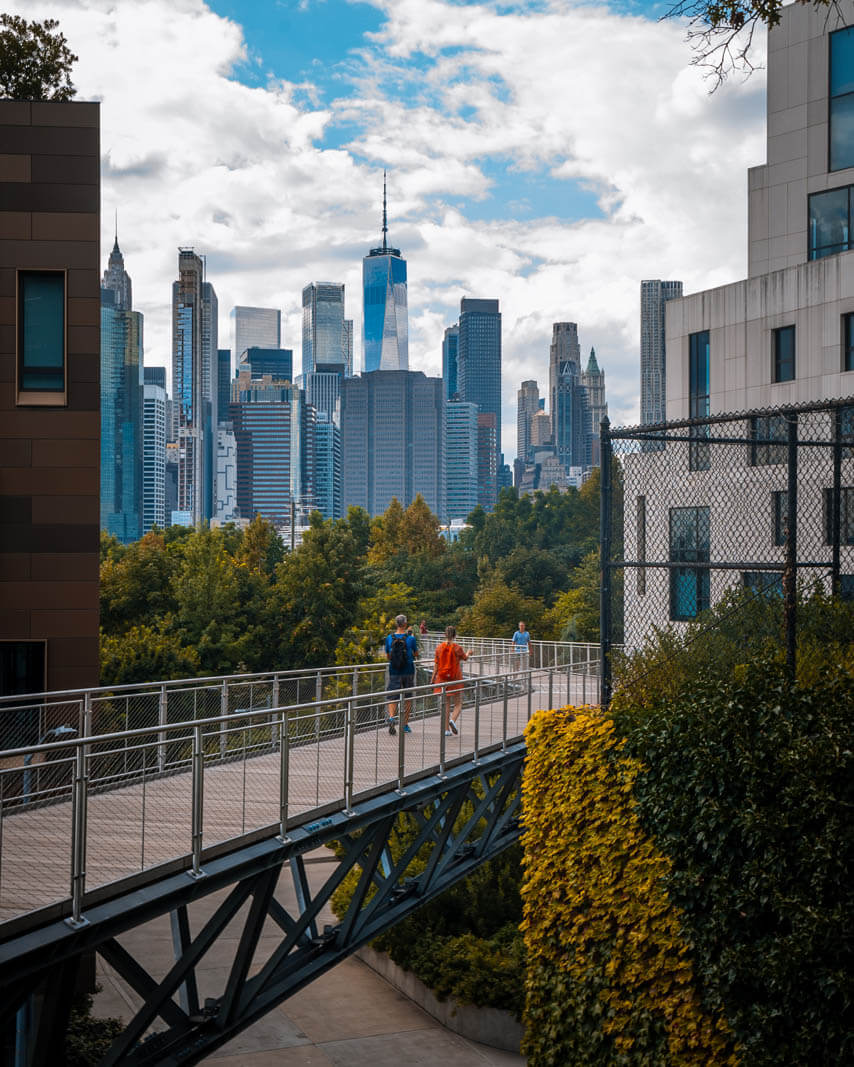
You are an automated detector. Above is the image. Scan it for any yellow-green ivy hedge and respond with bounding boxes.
[521,708,738,1066]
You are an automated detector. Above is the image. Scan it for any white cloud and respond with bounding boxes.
[11,0,767,457]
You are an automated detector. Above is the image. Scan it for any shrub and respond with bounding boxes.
[521,708,736,1066]
[618,661,854,1066]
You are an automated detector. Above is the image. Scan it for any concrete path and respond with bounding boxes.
[93,850,527,1066]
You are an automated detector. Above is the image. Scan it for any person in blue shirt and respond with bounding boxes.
[385,614,418,735]
[512,621,531,654]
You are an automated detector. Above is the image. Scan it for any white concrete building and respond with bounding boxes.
[623,1,854,648]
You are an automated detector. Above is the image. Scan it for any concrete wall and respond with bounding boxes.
[665,252,854,418]
[0,100,101,694]
[748,0,854,276]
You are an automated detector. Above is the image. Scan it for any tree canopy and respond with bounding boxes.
[0,15,77,101]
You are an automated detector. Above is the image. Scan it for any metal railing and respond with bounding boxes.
[0,657,597,933]
[419,633,611,674]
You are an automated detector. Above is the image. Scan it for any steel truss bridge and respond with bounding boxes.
[0,638,603,1065]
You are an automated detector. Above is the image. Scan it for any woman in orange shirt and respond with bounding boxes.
[431,625,469,736]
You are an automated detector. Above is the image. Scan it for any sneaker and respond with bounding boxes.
[403,724,412,734]
[388,717,396,735]
[449,719,459,736]
[445,730,452,737]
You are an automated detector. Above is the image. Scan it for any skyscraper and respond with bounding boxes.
[101,236,143,542]
[299,370,342,420]
[550,322,589,472]
[230,306,281,361]
[217,348,232,424]
[172,248,218,526]
[581,347,608,466]
[362,174,409,372]
[458,298,501,502]
[476,413,498,511]
[446,401,478,521]
[442,324,459,400]
[312,411,342,521]
[238,347,293,381]
[229,370,306,525]
[143,367,167,533]
[340,370,444,517]
[343,319,354,377]
[302,283,346,375]
[516,380,540,464]
[640,280,682,426]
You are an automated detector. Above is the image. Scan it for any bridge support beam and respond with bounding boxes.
[0,743,525,1067]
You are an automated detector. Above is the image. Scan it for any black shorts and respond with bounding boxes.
[387,673,415,695]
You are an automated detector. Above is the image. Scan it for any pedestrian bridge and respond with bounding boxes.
[0,637,602,1065]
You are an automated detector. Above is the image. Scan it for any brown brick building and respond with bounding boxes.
[0,100,100,700]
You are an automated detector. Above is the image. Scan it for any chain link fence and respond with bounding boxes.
[600,399,854,705]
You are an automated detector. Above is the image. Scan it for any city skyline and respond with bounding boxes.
[12,0,768,461]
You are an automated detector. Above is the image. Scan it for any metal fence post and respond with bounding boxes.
[473,679,481,764]
[277,714,290,842]
[548,667,554,711]
[438,684,446,779]
[190,725,205,879]
[527,668,532,721]
[67,744,89,928]
[219,680,228,759]
[272,674,280,751]
[396,692,406,795]
[502,675,508,751]
[342,699,355,813]
[785,415,798,685]
[599,416,613,709]
[158,684,167,772]
[832,406,842,597]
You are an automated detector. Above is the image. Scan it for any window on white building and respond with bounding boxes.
[830,26,854,171]
[669,506,710,620]
[749,414,789,466]
[773,326,796,383]
[823,486,854,545]
[772,490,788,547]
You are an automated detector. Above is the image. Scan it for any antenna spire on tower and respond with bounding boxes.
[382,170,388,251]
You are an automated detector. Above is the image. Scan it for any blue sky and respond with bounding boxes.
[13,0,767,453]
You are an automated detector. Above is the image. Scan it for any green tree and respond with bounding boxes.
[367,497,406,565]
[402,494,446,558]
[100,531,178,634]
[100,622,199,687]
[236,514,284,577]
[494,546,570,606]
[544,549,601,641]
[0,15,77,101]
[457,577,545,638]
[335,581,419,666]
[344,506,372,556]
[271,512,363,667]
[171,528,248,673]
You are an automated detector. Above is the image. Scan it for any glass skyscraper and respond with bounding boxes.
[457,298,501,506]
[100,237,143,543]
[362,175,408,373]
[302,283,346,375]
[640,280,683,426]
[446,401,478,521]
[442,324,459,399]
[172,248,218,526]
[230,306,281,361]
[550,322,589,472]
[142,367,167,533]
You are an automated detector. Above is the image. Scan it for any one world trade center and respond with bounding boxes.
[362,173,408,372]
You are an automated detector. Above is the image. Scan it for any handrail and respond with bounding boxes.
[0,656,601,932]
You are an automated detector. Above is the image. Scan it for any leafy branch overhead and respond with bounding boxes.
[0,15,77,102]
[665,0,842,84]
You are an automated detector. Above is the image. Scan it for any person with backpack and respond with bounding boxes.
[431,625,469,736]
[385,614,418,735]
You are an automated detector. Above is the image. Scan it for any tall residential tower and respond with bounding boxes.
[172,248,218,526]
[640,279,682,426]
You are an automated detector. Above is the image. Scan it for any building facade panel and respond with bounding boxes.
[0,101,100,698]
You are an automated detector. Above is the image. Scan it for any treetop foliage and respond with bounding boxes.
[99,481,606,685]
[0,15,77,101]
